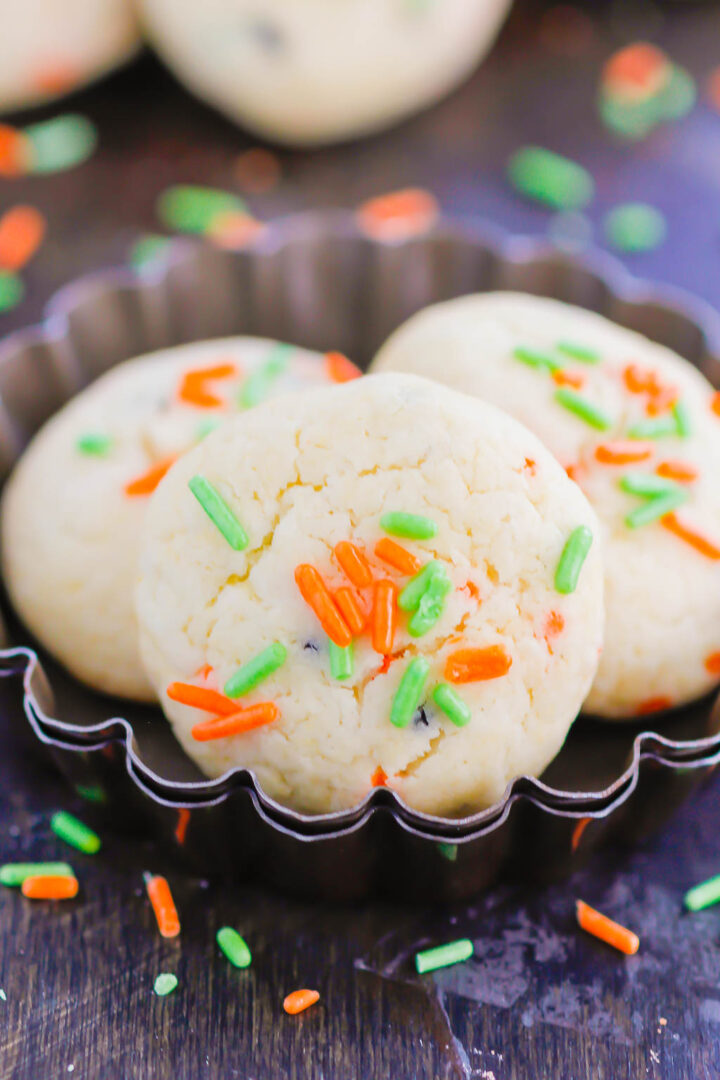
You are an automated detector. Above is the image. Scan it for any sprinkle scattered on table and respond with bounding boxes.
[283,989,320,1015]
[507,147,594,210]
[0,861,74,887]
[153,973,178,997]
[129,234,173,273]
[157,185,248,235]
[217,927,252,968]
[144,873,181,938]
[0,205,46,271]
[415,938,474,974]
[25,114,98,174]
[21,874,79,900]
[50,811,101,855]
[599,43,696,140]
[604,203,666,253]
[0,271,24,314]
[356,188,439,242]
[576,899,639,955]
[684,872,720,912]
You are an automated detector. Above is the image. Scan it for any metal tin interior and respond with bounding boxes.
[2,211,720,893]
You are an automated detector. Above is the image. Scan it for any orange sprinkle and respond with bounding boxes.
[705,652,720,676]
[565,463,580,482]
[124,455,177,497]
[145,874,180,938]
[707,67,720,112]
[334,586,367,636]
[645,386,678,415]
[371,766,388,787]
[295,564,352,647]
[711,391,720,418]
[636,696,672,716]
[234,147,282,194]
[357,188,438,242]
[595,440,654,465]
[571,817,591,853]
[372,579,398,655]
[373,537,421,576]
[0,205,45,271]
[523,457,537,474]
[552,369,585,389]
[445,645,512,684]
[661,512,720,560]
[21,874,79,900]
[544,610,565,654]
[325,351,362,383]
[207,211,265,249]
[178,362,237,408]
[655,460,698,483]
[195,663,213,681]
[166,682,238,716]
[462,580,481,601]
[623,363,654,394]
[283,989,320,1015]
[0,124,29,177]
[175,808,190,845]
[33,62,80,95]
[603,43,669,100]
[334,541,373,587]
[191,703,278,742]
[576,899,639,955]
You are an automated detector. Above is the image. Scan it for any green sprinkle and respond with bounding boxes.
[25,114,97,173]
[195,418,221,441]
[0,990,6,1001]
[556,341,601,364]
[239,344,293,408]
[129,234,172,272]
[153,973,178,997]
[76,433,112,456]
[398,561,442,612]
[657,64,697,121]
[512,346,562,372]
[224,642,287,697]
[619,473,682,498]
[604,203,666,253]
[673,399,692,438]
[415,938,474,974]
[188,474,249,551]
[433,683,471,727]
[625,489,688,528]
[217,926,252,968]
[0,270,24,313]
[380,512,438,541]
[507,147,594,210]
[328,640,354,681]
[408,570,452,637]
[75,784,106,804]
[390,658,430,728]
[157,186,246,234]
[555,525,593,595]
[0,862,74,887]
[684,873,720,912]
[554,388,612,430]
[627,415,678,439]
[50,811,101,855]
[437,842,458,862]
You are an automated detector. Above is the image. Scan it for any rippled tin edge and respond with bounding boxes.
[1,210,720,842]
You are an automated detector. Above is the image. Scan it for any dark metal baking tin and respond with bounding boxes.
[2,211,720,899]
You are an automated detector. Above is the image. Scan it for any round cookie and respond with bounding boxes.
[138,0,511,146]
[135,373,603,817]
[373,291,720,719]
[0,0,139,114]
[2,337,345,701]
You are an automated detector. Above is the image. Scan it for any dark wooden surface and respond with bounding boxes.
[3,2,720,1077]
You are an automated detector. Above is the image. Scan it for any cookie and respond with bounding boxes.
[373,291,720,718]
[0,0,139,113]
[135,373,603,816]
[138,0,511,145]
[2,337,346,700]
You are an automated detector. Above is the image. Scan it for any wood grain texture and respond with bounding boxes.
[2,1,720,1076]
